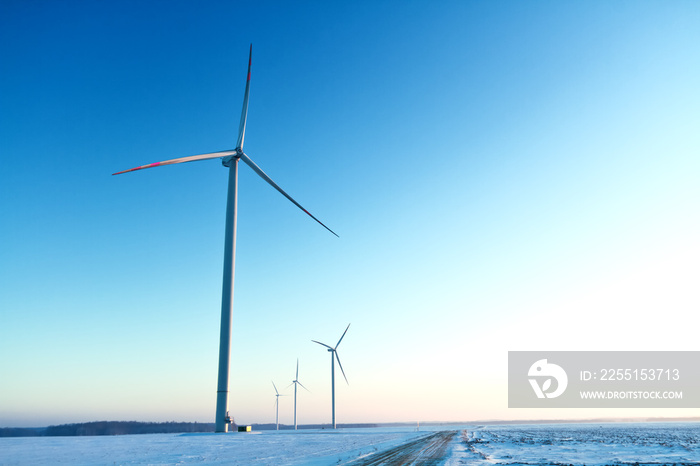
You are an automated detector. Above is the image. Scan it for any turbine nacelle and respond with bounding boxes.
[221,148,244,167]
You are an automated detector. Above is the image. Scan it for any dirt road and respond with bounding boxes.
[347,430,457,466]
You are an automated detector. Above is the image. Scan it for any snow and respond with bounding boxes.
[1,422,698,465]
[445,422,700,465]
[0,427,425,466]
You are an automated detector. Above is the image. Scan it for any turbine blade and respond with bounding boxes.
[272,381,279,395]
[335,323,351,349]
[286,382,295,389]
[298,381,311,393]
[312,340,333,350]
[239,152,339,237]
[335,351,349,385]
[236,44,252,150]
[112,150,236,175]
[296,359,299,380]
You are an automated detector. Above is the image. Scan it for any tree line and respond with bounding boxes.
[0,421,215,437]
[0,420,384,437]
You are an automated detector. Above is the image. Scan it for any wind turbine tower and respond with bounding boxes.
[272,381,285,430]
[113,45,337,432]
[312,324,350,429]
[289,359,309,430]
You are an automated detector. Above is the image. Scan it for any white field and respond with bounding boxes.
[1,422,698,465]
[449,422,700,465]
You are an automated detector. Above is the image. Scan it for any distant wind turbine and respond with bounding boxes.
[272,381,285,430]
[288,359,310,430]
[312,324,350,429]
[113,45,338,433]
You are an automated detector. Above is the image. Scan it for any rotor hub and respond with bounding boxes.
[221,149,243,167]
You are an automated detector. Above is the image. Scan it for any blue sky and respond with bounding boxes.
[1,1,699,427]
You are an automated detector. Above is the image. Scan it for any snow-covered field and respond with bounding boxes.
[447,422,700,465]
[1,422,698,465]
[0,428,424,466]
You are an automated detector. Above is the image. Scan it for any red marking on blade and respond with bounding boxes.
[149,162,161,167]
[247,72,251,81]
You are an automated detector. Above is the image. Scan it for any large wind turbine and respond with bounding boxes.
[288,358,309,430]
[113,45,338,433]
[272,381,285,430]
[312,324,350,429]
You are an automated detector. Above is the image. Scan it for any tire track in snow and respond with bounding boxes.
[346,430,457,465]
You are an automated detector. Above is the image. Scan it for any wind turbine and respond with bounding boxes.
[312,323,350,429]
[272,381,285,430]
[113,45,338,433]
[288,358,309,430]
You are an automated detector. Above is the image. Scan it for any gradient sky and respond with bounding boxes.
[1,1,699,427]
